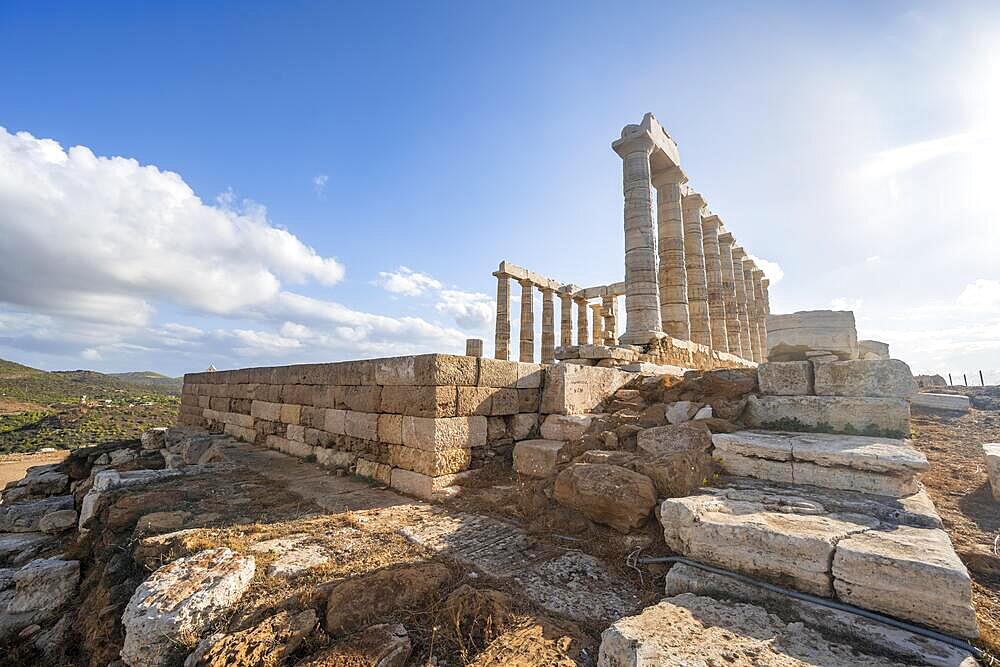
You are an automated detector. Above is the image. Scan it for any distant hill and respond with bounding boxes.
[109,371,183,393]
[0,358,182,402]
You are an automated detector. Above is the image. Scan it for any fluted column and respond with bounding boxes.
[590,303,604,345]
[575,297,589,346]
[741,259,761,362]
[717,231,743,358]
[493,271,510,360]
[751,268,768,363]
[540,288,555,364]
[613,133,662,344]
[682,192,712,347]
[602,295,618,345]
[731,245,753,360]
[518,279,535,363]
[761,278,772,360]
[652,170,689,340]
[701,214,729,352]
[559,291,574,347]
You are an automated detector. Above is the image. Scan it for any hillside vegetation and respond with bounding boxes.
[0,358,180,454]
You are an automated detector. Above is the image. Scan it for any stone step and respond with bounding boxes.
[658,480,977,638]
[911,392,972,413]
[744,394,910,438]
[598,593,955,667]
[712,430,928,497]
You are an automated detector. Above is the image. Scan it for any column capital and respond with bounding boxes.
[731,245,747,260]
[611,133,655,158]
[682,191,707,210]
[517,278,535,288]
[572,295,589,304]
[718,231,735,245]
[540,286,556,296]
[702,213,722,231]
[650,166,687,188]
[492,270,511,279]
[761,278,770,289]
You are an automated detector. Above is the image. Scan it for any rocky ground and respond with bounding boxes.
[910,404,1000,658]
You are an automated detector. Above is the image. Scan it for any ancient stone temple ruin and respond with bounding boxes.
[492,113,771,371]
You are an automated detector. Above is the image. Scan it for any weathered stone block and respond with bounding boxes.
[379,385,458,418]
[985,443,1000,501]
[489,388,519,416]
[286,424,305,442]
[250,400,281,421]
[515,362,544,389]
[401,416,486,451]
[511,413,538,440]
[541,364,637,415]
[554,464,656,533]
[910,392,971,413]
[344,411,378,441]
[389,444,471,476]
[278,403,301,425]
[477,357,518,387]
[389,469,457,500]
[813,359,917,398]
[456,386,494,416]
[377,413,403,445]
[315,449,356,469]
[635,422,715,497]
[539,414,593,441]
[744,395,910,437]
[266,435,315,459]
[355,458,392,485]
[299,406,326,429]
[758,361,813,396]
[414,354,477,386]
[344,386,382,413]
[766,310,858,361]
[517,388,540,413]
[373,356,417,385]
[324,408,346,435]
[512,440,564,478]
[859,339,890,360]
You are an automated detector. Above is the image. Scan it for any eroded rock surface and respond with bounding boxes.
[553,463,656,533]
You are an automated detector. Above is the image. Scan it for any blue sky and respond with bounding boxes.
[2,1,999,381]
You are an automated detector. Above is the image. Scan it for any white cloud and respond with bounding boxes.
[375,266,442,297]
[746,254,784,285]
[81,348,101,361]
[435,290,495,330]
[312,174,328,195]
[865,255,880,263]
[0,127,345,324]
[854,131,982,181]
[956,279,1000,311]
[830,297,864,312]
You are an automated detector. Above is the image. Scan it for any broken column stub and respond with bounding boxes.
[766,310,859,362]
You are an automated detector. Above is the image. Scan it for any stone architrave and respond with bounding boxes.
[575,297,589,346]
[613,117,665,344]
[682,192,712,347]
[652,170,690,340]
[718,231,743,357]
[540,288,556,364]
[493,271,510,360]
[731,245,753,359]
[742,258,762,362]
[701,214,729,352]
[590,303,604,345]
[602,295,618,345]
[518,279,535,363]
[559,291,574,347]
[751,268,768,363]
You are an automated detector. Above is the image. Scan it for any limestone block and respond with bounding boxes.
[324,408,346,435]
[541,363,637,415]
[379,385,458,418]
[477,357,518,388]
[265,435,316,459]
[38,509,78,534]
[6,558,79,615]
[250,400,281,421]
[281,384,316,406]
[512,440,564,477]
[344,411,378,441]
[286,424,305,442]
[859,339,890,360]
[140,428,168,451]
[744,395,910,437]
[766,310,859,361]
[0,496,74,533]
[121,548,255,667]
[511,413,539,440]
[389,468,457,500]
[515,362,544,389]
[758,361,813,396]
[489,388,519,416]
[517,388,540,413]
[910,392,971,413]
[413,353,477,386]
[377,413,403,445]
[401,416,487,451]
[373,355,417,385]
[456,386,494,416]
[486,416,510,443]
[553,464,656,533]
[315,449,356,469]
[344,386,382,413]
[635,422,715,497]
[304,427,335,448]
[813,359,917,398]
[389,444,471,476]
[665,401,698,425]
[355,459,392,485]
[833,526,978,638]
[540,414,593,441]
[985,443,1000,501]
[278,403,301,425]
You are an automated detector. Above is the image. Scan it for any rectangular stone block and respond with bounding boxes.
[324,409,346,435]
[250,400,281,421]
[355,458,392,485]
[766,310,858,361]
[456,386,494,416]
[286,424,306,442]
[414,354,477,386]
[515,363,544,389]
[389,468,457,500]
[222,424,255,442]
[744,395,910,437]
[540,364,637,415]
[305,427,335,447]
[313,385,345,409]
[490,388,519,416]
[813,359,917,398]
[758,362,814,396]
[373,355,417,385]
[299,406,326,430]
[208,397,231,412]
[380,385,458,417]
[513,439,564,477]
[477,357,518,388]
[316,448,357,469]
[343,385,382,413]
[252,384,282,403]
[910,392,971,413]
[279,403,301,425]
[389,444,471,476]
[377,413,403,445]
[281,384,317,406]
[344,411,378,441]
[230,398,252,414]
[984,443,1000,501]
[401,416,487,451]
[265,435,316,460]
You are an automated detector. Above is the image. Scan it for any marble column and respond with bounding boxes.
[652,170,689,340]
[540,288,555,364]
[602,295,618,346]
[465,339,483,357]
[741,259,761,363]
[751,269,768,363]
[730,245,753,360]
[493,271,510,360]
[559,291,574,348]
[701,214,729,353]
[761,277,772,361]
[590,303,604,345]
[518,279,535,363]
[613,133,662,344]
[575,296,589,346]
[717,231,743,358]
[682,192,712,347]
